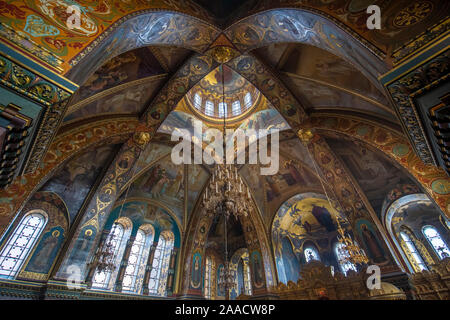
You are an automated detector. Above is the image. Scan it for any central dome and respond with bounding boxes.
[185,65,260,123]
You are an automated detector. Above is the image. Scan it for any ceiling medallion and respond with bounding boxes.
[133,131,151,147]
[208,46,237,64]
[297,128,314,142]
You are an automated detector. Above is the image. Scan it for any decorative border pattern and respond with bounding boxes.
[310,114,450,216]
[384,45,450,166]
[0,117,138,236]
[392,17,450,65]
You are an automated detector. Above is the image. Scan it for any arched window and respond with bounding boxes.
[92,222,126,289]
[243,258,252,296]
[334,242,357,275]
[423,226,450,259]
[218,102,227,118]
[232,101,241,116]
[148,231,174,296]
[204,256,212,299]
[205,100,214,116]
[304,246,320,263]
[0,211,47,279]
[194,93,202,109]
[122,229,148,293]
[244,92,252,109]
[400,231,427,271]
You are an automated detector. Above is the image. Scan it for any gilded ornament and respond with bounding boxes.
[133,131,151,147]
[297,129,314,143]
[11,65,32,87]
[393,1,433,27]
[209,46,235,64]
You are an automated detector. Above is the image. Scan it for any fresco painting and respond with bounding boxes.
[135,142,172,173]
[25,226,65,275]
[187,165,210,217]
[237,108,290,136]
[280,237,301,283]
[39,145,119,223]
[277,44,388,104]
[71,47,166,104]
[64,77,165,122]
[108,201,179,244]
[355,219,388,264]
[250,250,264,288]
[326,138,415,220]
[191,252,202,289]
[272,193,354,280]
[124,155,185,224]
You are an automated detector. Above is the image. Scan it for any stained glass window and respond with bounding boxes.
[122,229,147,293]
[243,259,252,296]
[244,92,252,109]
[423,226,450,259]
[92,223,125,289]
[205,100,214,116]
[0,211,47,279]
[204,256,212,299]
[194,93,202,109]
[218,102,227,118]
[400,232,427,271]
[304,247,320,263]
[334,242,357,275]
[148,231,174,296]
[232,101,241,116]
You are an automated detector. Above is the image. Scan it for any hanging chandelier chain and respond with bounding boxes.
[91,154,142,274]
[299,131,368,267]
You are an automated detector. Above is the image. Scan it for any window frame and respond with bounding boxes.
[400,231,428,271]
[334,242,357,275]
[304,246,321,263]
[148,231,174,296]
[0,210,48,279]
[422,225,450,260]
[91,222,127,290]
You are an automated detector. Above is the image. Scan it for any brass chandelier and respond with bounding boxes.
[201,64,253,297]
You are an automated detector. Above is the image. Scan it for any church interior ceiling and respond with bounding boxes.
[0,0,449,301]
[325,137,416,221]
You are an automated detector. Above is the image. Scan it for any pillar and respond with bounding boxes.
[142,241,158,295]
[166,247,179,296]
[114,236,135,292]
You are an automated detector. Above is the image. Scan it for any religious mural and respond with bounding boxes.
[250,250,264,289]
[64,76,166,122]
[326,138,416,220]
[191,252,202,289]
[123,155,185,225]
[187,165,210,217]
[10,191,70,280]
[70,47,166,103]
[282,75,392,118]
[0,0,449,302]
[25,226,65,275]
[272,193,353,281]
[238,108,289,132]
[39,144,119,223]
[240,147,323,226]
[355,219,388,264]
[271,43,389,105]
[280,237,301,283]
[134,142,172,174]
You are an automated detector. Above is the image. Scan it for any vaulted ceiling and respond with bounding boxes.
[1,0,448,241]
